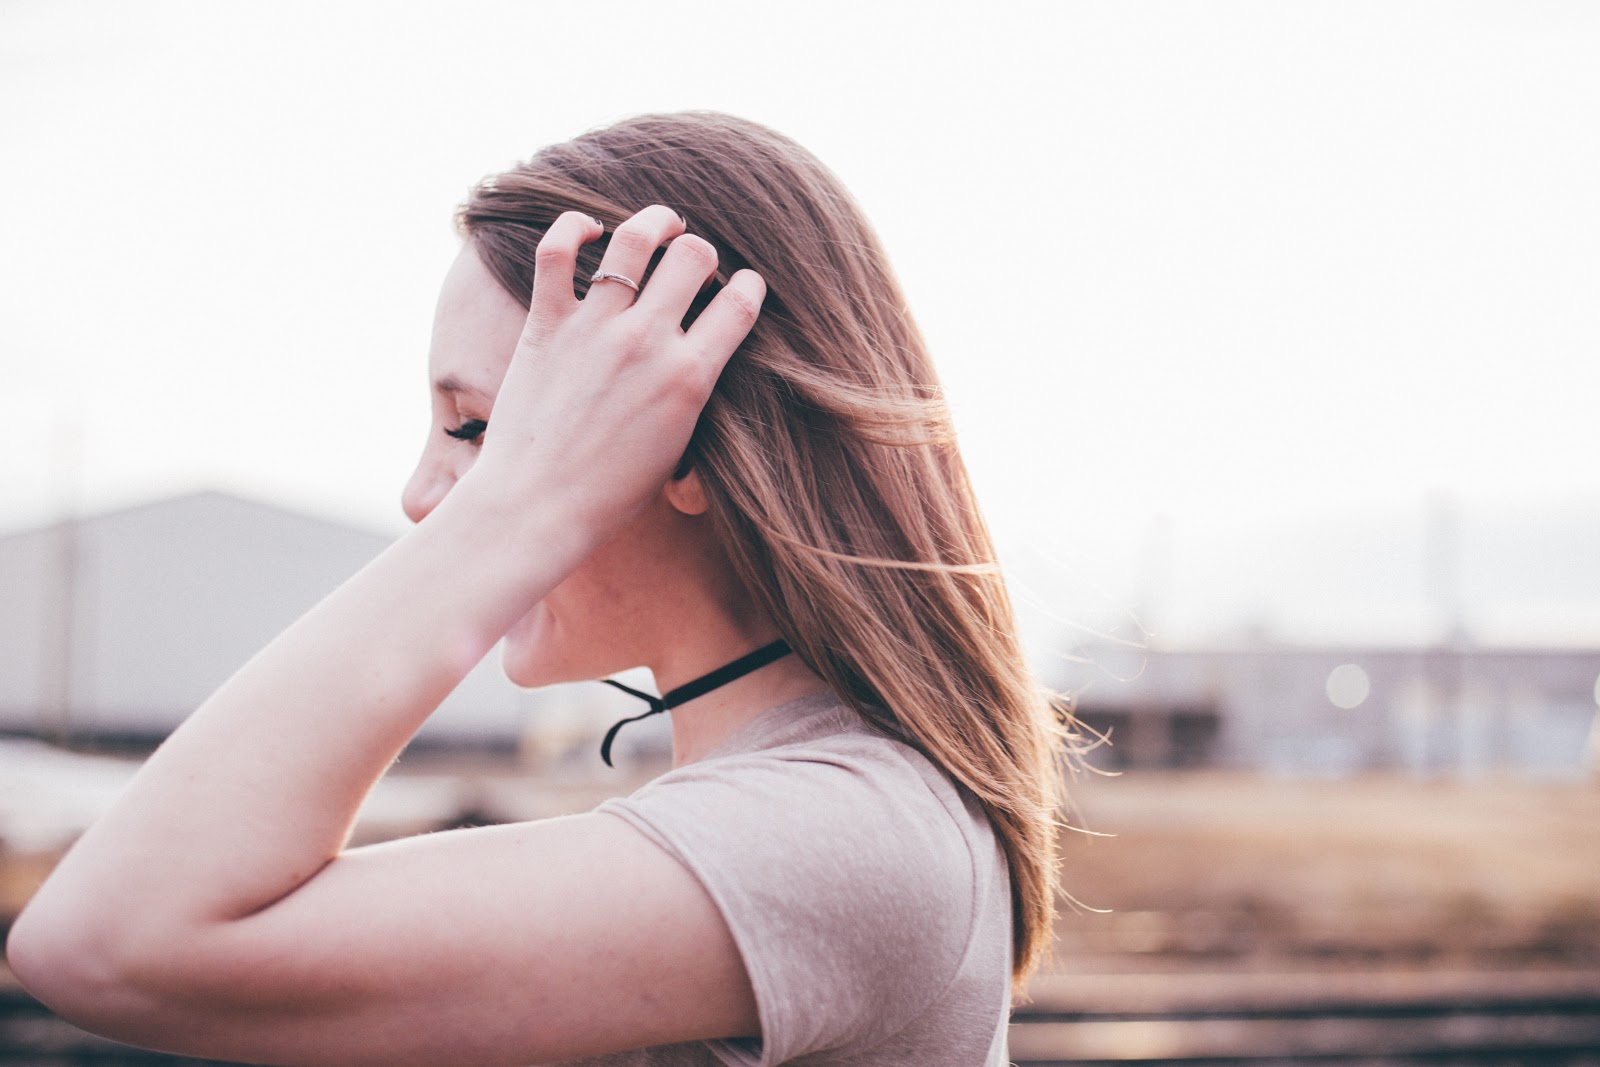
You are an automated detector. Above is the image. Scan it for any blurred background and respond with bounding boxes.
[2,0,1597,1062]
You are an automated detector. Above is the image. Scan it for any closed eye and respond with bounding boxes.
[444,418,487,442]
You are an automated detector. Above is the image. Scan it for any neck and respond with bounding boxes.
[594,497,830,766]
[650,631,830,767]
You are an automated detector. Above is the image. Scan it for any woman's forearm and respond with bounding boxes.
[9,206,761,1037]
[12,470,582,963]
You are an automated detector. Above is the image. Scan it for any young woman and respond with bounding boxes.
[8,112,1076,1066]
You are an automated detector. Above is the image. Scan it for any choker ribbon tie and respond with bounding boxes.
[598,639,793,767]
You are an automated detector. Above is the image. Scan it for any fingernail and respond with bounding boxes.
[589,215,605,230]
[674,209,687,228]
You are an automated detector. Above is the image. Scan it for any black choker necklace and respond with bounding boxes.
[598,639,793,767]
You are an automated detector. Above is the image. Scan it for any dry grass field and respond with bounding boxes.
[1046,770,1600,970]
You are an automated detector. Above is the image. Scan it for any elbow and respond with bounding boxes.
[6,896,167,1041]
[8,899,107,1013]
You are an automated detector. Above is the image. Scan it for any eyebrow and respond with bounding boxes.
[434,374,488,398]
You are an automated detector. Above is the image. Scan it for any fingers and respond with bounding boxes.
[585,205,686,313]
[632,233,719,321]
[544,205,762,384]
[530,212,605,319]
[685,269,766,371]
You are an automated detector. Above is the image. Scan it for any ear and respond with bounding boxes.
[664,465,710,516]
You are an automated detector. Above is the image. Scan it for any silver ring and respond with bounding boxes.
[590,270,640,293]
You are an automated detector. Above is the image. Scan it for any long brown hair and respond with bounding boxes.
[458,112,1082,992]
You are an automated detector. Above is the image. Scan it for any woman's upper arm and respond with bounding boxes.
[72,812,758,1067]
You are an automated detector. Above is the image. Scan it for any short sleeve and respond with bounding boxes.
[594,734,979,1065]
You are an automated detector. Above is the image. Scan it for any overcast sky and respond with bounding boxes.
[4,0,1597,647]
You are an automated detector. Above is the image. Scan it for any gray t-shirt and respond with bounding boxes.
[558,691,1012,1066]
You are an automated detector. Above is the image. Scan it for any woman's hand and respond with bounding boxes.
[465,205,765,551]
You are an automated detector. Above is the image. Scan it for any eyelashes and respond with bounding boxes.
[444,418,487,443]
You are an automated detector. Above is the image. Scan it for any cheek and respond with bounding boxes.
[515,547,633,646]
[544,549,636,636]
[500,549,643,684]
[499,501,689,686]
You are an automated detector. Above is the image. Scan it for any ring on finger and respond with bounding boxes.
[590,270,640,293]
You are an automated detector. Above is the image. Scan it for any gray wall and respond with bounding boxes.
[0,491,594,743]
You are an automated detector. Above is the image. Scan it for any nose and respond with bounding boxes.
[401,453,453,525]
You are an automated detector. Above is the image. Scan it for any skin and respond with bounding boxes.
[7,206,830,1064]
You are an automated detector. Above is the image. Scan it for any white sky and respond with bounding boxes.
[4,0,1599,647]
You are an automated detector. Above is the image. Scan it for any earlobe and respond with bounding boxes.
[665,466,710,515]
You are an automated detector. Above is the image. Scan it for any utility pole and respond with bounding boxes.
[39,405,84,746]
[1424,491,1472,776]
[1136,512,1173,645]
[1425,491,1467,648]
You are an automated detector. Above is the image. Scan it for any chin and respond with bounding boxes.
[499,600,639,689]
[500,602,563,688]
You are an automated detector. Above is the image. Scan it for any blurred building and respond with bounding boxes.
[0,491,653,760]
[1060,640,1600,779]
